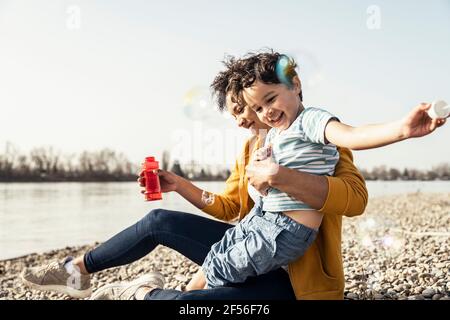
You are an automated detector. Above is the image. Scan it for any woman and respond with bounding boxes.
[21,87,368,300]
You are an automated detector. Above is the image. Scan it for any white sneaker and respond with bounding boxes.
[21,256,92,299]
[89,272,165,300]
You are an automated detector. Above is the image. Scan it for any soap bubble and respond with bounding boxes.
[275,55,293,88]
[278,49,323,90]
[382,235,394,247]
[183,87,213,121]
[183,86,235,122]
[361,235,374,247]
[381,234,404,254]
[359,217,377,231]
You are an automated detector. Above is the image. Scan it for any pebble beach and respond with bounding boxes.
[1,193,449,300]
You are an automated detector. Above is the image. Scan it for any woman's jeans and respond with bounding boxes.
[83,209,296,300]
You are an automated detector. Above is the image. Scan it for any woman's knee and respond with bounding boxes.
[138,208,171,232]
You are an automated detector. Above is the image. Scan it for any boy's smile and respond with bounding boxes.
[266,110,285,127]
[242,78,303,131]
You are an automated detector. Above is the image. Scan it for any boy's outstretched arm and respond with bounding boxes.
[325,103,447,150]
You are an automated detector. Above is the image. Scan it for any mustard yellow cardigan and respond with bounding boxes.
[202,136,368,299]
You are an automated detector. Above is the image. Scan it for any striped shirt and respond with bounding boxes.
[263,107,340,212]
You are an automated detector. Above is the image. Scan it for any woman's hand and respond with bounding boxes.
[401,103,447,139]
[138,169,180,194]
[245,145,280,196]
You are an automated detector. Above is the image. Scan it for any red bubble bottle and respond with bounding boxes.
[142,156,162,201]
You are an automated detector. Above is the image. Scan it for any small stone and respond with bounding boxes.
[432,294,442,300]
[374,294,384,300]
[189,266,198,273]
[174,274,188,282]
[422,288,435,298]
[434,270,444,278]
[408,295,425,300]
[413,286,424,295]
[387,288,397,295]
[346,293,359,300]
[175,284,184,291]
[440,296,450,300]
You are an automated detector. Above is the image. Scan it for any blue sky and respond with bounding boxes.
[0,0,449,170]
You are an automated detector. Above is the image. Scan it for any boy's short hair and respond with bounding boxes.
[210,49,302,112]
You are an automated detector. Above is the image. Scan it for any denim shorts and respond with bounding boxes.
[202,202,318,288]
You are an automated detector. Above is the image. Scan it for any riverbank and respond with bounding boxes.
[1,193,449,300]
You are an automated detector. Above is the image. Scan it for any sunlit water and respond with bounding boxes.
[0,181,449,260]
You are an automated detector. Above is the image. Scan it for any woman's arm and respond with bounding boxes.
[198,159,242,222]
[139,170,207,210]
[141,139,258,222]
[266,165,328,210]
[139,168,240,222]
[246,147,368,217]
[325,103,447,150]
[176,179,206,210]
[317,147,368,216]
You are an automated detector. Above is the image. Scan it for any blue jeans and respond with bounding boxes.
[83,208,296,300]
[202,201,318,288]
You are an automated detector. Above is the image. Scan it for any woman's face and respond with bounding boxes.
[226,93,271,136]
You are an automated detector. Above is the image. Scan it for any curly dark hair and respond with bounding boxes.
[209,55,238,112]
[210,49,302,112]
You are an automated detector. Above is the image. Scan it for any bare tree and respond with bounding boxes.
[161,150,170,171]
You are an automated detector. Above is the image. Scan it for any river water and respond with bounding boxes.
[0,181,449,260]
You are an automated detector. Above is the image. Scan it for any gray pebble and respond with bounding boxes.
[421,288,435,298]
[408,295,425,300]
[386,288,397,295]
[346,293,359,300]
[432,294,442,300]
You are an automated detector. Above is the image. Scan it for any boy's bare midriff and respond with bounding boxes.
[283,210,324,230]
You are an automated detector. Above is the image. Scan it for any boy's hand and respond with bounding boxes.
[401,103,447,139]
[185,269,207,291]
[138,170,180,194]
[253,145,272,161]
[246,146,279,196]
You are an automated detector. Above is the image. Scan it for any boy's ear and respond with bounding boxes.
[292,76,302,95]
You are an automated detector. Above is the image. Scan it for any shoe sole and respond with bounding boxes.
[21,275,92,299]
[89,273,165,300]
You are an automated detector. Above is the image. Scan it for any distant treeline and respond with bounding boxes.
[0,144,448,182]
[0,144,137,182]
[359,164,450,181]
[0,144,230,182]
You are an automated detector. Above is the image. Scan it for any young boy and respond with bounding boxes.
[191,50,447,289]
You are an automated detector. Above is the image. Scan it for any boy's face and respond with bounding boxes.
[226,93,270,136]
[242,77,302,131]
